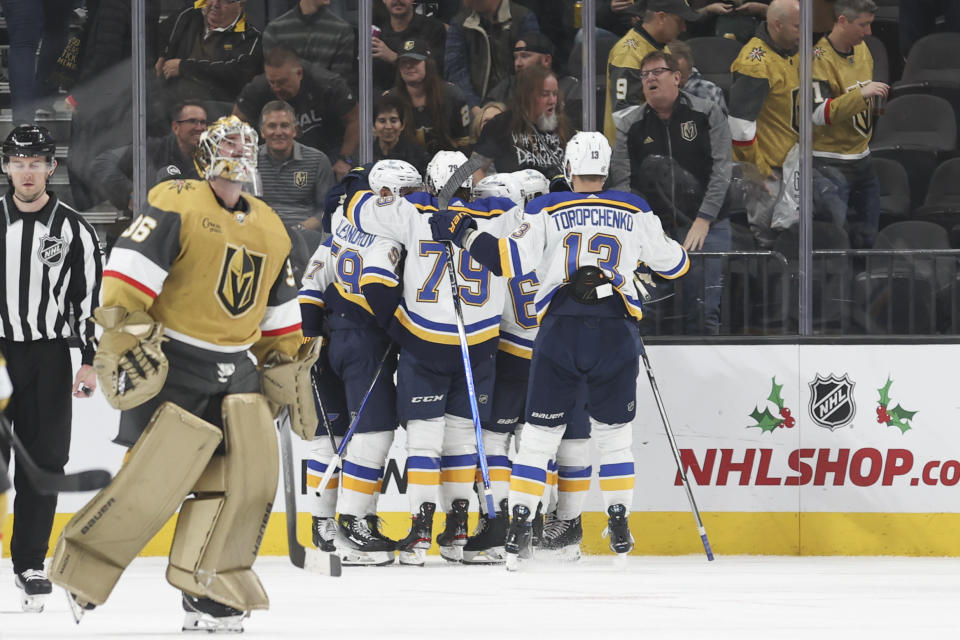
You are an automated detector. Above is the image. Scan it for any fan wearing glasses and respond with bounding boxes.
[94,102,207,218]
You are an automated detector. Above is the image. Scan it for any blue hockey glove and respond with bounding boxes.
[429,210,477,247]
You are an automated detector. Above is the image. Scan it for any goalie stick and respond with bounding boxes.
[438,155,497,518]
[276,409,342,576]
[0,415,111,494]
[638,340,714,561]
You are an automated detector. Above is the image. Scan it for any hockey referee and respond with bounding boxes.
[0,125,102,612]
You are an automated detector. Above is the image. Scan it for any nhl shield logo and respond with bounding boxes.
[294,171,308,188]
[808,373,856,430]
[216,244,266,317]
[37,235,66,267]
[680,121,697,142]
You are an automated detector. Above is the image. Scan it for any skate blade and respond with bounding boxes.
[20,594,45,613]
[612,552,630,569]
[397,549,426,566]
[64,589,95,623]
[461,546,506,565]
[536,544,582,562]
[337,549,395,566]
[182,610,246,633]
[438,545,463,563]
[505,553,523,572]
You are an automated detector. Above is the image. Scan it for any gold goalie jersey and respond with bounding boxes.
[729,32,799,177]
[812,37,874,160]
[103,179,302,361]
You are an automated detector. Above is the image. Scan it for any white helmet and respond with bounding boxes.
[471,173,524,206]
[369,159,422,198]
[512,168,550,204]
[426,150,471,196]
[563,131,611,186]
[196,115,259,183]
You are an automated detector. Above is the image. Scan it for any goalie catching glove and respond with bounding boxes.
[92,306,168,410]
[261,337,321,440]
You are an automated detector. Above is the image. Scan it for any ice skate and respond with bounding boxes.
[603,504,635,557]
[311,516,338,553]
[462,498,508,565]
[181,593,248,633]
[504,505,534,571]
[335,514,395,566]
[531,503,544,549]
[396,502,435,566]
[539,512,583,561]
[15,569,52,612]
[436,499,469,562]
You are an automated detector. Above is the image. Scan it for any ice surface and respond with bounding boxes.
[1,555,957,639]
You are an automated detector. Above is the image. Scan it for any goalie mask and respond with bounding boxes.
[563,131,610,187]
[426,150,471,196]
[196,116,258,184]
[512,168,549,204]
[471,173,523,206]
[369,159,423,198]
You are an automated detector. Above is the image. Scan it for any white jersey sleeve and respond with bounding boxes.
[299,235,335,309]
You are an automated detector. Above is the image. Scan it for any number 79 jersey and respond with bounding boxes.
[345,189,520,360]
[495,190,689,321]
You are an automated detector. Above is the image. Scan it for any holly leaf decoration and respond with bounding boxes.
[749,407,782,433]
[877,376,893,407]
[887,404,917,434]
[767,377,785,410]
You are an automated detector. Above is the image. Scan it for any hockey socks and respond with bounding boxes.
[405,418,443,511]
[508,423,563,515]
[307,439,339,518]
[556,438,592,521]
[338,431,393,517]
[593,421,635,511]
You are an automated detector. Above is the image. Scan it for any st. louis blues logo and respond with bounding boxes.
[808,373,856,430]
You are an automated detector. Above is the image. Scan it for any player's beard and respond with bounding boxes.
[537,111,558,132]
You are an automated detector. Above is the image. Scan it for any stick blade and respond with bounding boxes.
[304,549,343,577]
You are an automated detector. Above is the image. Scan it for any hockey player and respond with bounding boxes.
[299,160,415,566]
[342,152,519,565]
[430,131,689,568]
[50,116,309,632]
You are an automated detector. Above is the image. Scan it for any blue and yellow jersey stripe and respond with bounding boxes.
[359,266,400,288]
[498,330,535,359]
[392,301,500,346]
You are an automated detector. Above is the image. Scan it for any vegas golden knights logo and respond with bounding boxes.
[216,244,266,316]
[294,171,308,187]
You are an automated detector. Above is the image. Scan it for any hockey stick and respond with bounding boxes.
[314,344,394,498]
[275,408,342,576]
[638,339,714,561]
[438,155,497,518]
[0,415,111,494]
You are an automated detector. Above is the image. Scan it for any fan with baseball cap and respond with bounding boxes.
[397,38,432,62]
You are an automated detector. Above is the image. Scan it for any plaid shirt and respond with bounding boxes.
[684,68,728,116]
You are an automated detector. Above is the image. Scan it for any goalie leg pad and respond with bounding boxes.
[261,340,320,440]
[167,393,278,612]
[50,403,222,606]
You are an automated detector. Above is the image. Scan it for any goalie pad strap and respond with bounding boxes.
[50,403,222,605]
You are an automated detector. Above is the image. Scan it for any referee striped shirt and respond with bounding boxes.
[0,191,102,364]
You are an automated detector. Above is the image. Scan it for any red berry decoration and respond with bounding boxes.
[876,406,883,415]
[786,417,795,427]
[781,407,791,418]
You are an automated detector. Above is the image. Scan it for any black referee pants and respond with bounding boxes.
[0,339,72,574]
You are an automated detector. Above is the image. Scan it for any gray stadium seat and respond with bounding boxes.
[912,158,960,231]
[891,33,960,122]
[864,35,889,85]
[872,157,911,228]
[685,36,741,97]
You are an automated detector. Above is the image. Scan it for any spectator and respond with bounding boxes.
[94,101,207,215]
[445,0,540,120]
[257,100,334,279]
[603,0,701,144]
[234,46,358,179]
[812,0,888,248]
[262,0,355,80]
[668,39,728,114]
[899,0,960,57]
[473,65,571,176]
[0,0,73,123]
[388,38,473,155]
[610,51,732,335]
[155,0,262,118]
[729,0,800,245]
[372,0,448,95]
[485,32,582,124]
[372,94,430,174]
[690,0,769,42]
[472,100,507,141]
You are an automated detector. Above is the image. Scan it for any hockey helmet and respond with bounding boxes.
[426,150,471,196]
[512,168,550,204]
[369,159,423,198]
[563,131,611,187]
[471,173,523,206]
[2,125,56,174]
[196,116,258,184]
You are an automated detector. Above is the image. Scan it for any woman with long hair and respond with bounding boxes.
[388,38,472,156]
[473,65,572,177]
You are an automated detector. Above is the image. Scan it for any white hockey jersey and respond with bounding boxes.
[495,190,689,320]
[345,189,520,359]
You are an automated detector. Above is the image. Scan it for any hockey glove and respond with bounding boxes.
[429,210,477,247]
[549,173,571,193]
[261,338,321,440]
[92,306,168,410]
[634,264,675,305]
